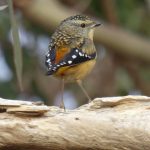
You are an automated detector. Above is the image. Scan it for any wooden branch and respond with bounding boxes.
[0,95,150,150]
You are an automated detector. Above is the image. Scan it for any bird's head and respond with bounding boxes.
[57,15,101,40]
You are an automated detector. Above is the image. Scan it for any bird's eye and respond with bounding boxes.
[81,23,86,28]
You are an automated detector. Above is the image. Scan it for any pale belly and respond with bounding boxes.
[54,60,96,82]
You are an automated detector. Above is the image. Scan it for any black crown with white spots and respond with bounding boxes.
[45,47,96,75]
[63,15,90,22]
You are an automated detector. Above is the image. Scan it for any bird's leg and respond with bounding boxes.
[60,78,66,110]
[76,80,92,103]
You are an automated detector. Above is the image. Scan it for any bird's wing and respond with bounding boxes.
[45,46,55,67]
[45,47,96,75]
[45,45,70,68]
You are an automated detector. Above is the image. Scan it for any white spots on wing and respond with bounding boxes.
[47,53,50,57]
[72,55,77,59]
[46,59,50,62]
[68,60,72,64]
[46,48,94,73]
[74,49,89,58]
[79,52,83,56]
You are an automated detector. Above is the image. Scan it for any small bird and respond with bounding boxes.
[45,15,101,109]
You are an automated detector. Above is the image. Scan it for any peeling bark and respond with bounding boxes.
[0,96,150,150]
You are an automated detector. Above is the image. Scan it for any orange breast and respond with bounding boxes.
[55,47,70,63]
[54,60,96,82]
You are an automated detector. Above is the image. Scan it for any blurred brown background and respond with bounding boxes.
[0,0,150,109]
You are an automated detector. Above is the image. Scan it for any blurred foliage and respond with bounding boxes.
[116,0,150,34]
[0,0,149,108]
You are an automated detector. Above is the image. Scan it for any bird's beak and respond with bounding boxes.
[93,23,101,27]
[91,23,101,28]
